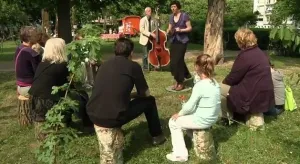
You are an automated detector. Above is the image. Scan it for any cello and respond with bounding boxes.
[148,7,170,69]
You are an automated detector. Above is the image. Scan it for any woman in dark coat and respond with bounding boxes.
[29,38,93,140]
[220,28,275,123]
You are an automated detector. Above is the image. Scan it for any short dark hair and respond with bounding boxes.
[20,26,40,44]
[114,37,134,58]
[170,0,181,9]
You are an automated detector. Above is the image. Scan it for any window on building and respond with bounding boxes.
[266,16,271,22]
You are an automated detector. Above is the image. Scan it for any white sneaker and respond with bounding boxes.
[166,153,188,162]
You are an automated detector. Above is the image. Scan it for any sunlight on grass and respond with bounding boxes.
[0,57,300,163]
[0,39,202,62]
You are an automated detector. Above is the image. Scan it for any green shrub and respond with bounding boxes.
[189,20,206,44]
[224,28,271,50]
[188,21,271,50]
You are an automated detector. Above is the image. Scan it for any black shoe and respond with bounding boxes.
[152,134,166,145]
[185,74,192,79]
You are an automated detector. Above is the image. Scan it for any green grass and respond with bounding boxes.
[1,56,300,163]
[0,41,19,61]
[0,38,203,62]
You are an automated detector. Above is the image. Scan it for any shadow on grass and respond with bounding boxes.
[122,118,170,163]
[263,115,279,124]
[0,105,15,113]
[212,124,239,152]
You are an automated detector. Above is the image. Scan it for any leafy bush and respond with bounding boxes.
[224,28,271,50]
[37,24,103,164]
[189,20,206,44]
[269,27,300,56]
[189,23,271,50]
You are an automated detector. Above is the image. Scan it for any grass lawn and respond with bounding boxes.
[1,54,300,163]
[0,41,19,61]
[0,38,203,62]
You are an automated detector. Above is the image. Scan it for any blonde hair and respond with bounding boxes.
[195,54,215,80]
[234,28,257,49]
[42,38,68,64]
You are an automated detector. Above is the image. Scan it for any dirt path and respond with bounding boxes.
[0,50,238,72]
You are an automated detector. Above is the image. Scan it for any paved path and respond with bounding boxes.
[0,50,238,72]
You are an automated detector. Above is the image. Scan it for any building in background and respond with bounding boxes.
[253,0,294,28]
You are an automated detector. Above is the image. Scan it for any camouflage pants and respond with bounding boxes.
[94,125,125,164]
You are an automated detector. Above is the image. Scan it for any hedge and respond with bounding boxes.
[188,20,271,50]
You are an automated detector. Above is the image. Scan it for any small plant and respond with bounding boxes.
[36,25,103,164]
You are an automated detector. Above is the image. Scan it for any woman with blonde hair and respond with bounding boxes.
[29,38,69,138]
[166,54,221,162]
[220,28,274,124]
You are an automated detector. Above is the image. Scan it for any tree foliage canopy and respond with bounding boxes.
[270,0,300,26]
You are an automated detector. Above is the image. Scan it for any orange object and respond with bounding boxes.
[118,16,141,36]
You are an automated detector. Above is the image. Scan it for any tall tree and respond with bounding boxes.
[57,0,72,43]
[7,0,142,43]
[270,0,300,26]
[203,0,225,64]
[225,0,257,27]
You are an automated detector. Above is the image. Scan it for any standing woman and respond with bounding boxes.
[167,0,192,91]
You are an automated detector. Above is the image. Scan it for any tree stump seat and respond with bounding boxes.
[192,128,216,161]
[246,113,265,131]
[17,95,32,126]
[94,126,125,164]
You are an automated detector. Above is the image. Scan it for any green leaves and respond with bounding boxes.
[37,23,104,164]
[270,27,300,55]
[270,0,300,26]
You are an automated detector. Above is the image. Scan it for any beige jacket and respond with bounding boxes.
[139,16,156,46]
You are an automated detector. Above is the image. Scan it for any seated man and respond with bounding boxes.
[86,37,166,145]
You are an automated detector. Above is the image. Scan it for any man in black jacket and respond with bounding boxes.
[87,37,166,145]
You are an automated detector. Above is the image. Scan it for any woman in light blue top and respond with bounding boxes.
[166,54,221,162]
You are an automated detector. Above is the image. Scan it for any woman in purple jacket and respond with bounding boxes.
[167,1,192,91]
[15,26,42,97]
[220,28,275,123]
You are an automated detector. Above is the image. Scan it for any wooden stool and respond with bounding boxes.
[18,95,32,126]
[193,128,216,161]
[94,126,125,164]
[246,113,265,131]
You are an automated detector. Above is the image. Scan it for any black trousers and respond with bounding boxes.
[170,42,191,83]
[117,96,163,137]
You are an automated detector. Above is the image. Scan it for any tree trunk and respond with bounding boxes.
[41,9,50,34]
[203,0,225,64]
[57,0,72,44]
